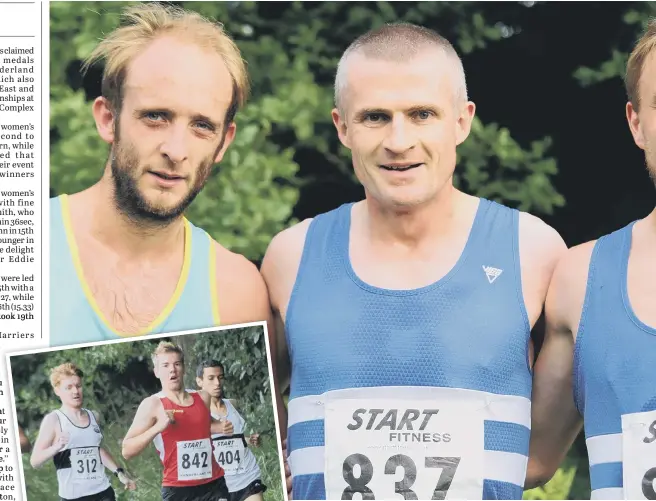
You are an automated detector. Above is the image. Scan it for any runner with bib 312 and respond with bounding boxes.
[262,22,567,501]
[122,342,233,501]
[29,363,135,501]
[527,20,656,501]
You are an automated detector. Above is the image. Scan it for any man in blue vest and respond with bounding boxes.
[527,20,656,500]
[262,22,566,500]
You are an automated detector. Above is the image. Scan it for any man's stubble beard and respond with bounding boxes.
[110,123,227,228]
[646,144,656,187]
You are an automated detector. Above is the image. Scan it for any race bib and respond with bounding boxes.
[622,410,656,500]
[176,438,213,481]
[70,447,104,482]
[325,397,485,500]
[214,436,246,475]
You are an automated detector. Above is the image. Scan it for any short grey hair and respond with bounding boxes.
[334,22,468,113]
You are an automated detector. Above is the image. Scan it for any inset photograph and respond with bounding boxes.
[7,322,284,501]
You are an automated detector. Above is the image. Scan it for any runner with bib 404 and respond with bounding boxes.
[197,360,268,501]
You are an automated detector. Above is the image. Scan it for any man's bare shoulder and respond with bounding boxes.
[41,411,59,427]
[518,211,568,266]
[139,394,161,411]
[195,390,211,408]
[550,240,597,294]
[260,219,313,313]
[214,242,261,284]
[262,218,314,269]
[546,239,597,336]
[213,240,269,325]
[516,212,568,324]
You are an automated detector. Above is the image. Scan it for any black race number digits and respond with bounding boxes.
[217,450,242,465]
[181,452,209,470]
[341,454,460,500]
[643,467,656,500]
[76,458,98,475]
[342,454,375,500]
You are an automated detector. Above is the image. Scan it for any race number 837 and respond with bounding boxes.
[622,412,656,500]
[341,453,460,500]
[639,421,656,500]
[324,398,485,500]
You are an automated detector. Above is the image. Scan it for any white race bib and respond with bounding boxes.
[176,438,213,481]
[213,437,246,475]
[325,397,485,500]
[70,447,104,482]
[622,410,656,500]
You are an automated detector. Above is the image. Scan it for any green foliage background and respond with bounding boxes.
[47,1,656,499]
[12,326,283,501]
[49,1,567,262]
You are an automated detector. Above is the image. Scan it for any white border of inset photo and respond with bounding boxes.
[6,321,287,501]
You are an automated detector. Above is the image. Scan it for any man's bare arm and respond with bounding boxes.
[30,413,66,468]
[260,220,311,441]
[525,243,594,488]
[262,220,311,501]
[214,244,271,327]
[122,397,168,460]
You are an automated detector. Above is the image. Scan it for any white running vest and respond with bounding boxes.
[211,399,261,492]
[53,409,111,499]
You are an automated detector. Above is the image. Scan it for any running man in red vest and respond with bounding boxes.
[122,342,234,501]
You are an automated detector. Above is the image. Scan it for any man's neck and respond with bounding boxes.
[162,388,189,405]
[81,175,186,258]
[635,205,656,244]
[645,205,656,232]
[60,404,86,419]
[210,396,225,413]
[360,185,474,249]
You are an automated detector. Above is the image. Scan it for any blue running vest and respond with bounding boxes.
[574,222,656,500]
[50,195,220,346]
[285,200,533,500]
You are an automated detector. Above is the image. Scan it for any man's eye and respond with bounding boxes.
[413,110,434,120]
[364,113,388,123]
[143,112,165,121]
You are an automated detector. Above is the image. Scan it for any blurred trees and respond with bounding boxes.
[50,1,564,262]
[574,3,656,88]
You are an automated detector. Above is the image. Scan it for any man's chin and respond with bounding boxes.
[139,193,189,217]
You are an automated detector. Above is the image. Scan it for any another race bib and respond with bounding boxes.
[176,438,213,481]
[622,409,656,500]
[213,436,246,475]
[70,447,104,482]
[325,397,485,500]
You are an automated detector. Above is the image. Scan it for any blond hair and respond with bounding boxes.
[151,341,184,366]
[335,22,467,113]
[82,2,249,123]
[626,19,656,112]
[50,363,84,389]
